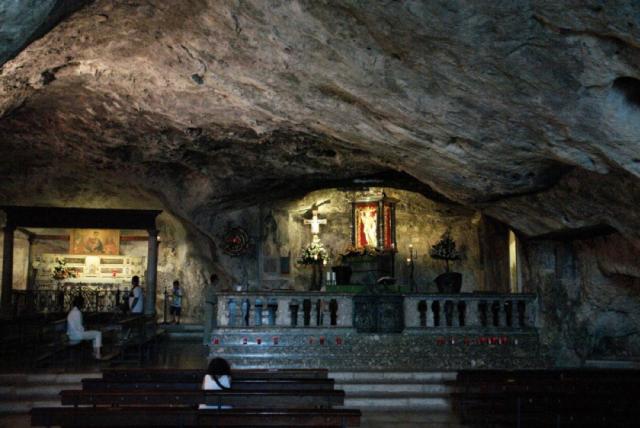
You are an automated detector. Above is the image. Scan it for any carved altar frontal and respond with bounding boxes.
[209,328,545,370]
[209,291,546,370]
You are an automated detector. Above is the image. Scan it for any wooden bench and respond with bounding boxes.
[101,367,329,381]
[32,406,361,427]
[82,377,336,391]
[60,389,345,408]
[452,369,640,427]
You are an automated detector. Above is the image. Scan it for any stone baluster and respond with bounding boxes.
[431,300,441,327]
[227,298,236,327]
[466,300,479,327]
[426,300,435,328]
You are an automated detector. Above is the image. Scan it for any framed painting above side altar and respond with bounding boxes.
[70,229,120,255]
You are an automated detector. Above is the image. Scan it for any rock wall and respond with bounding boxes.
[206,187,497,295]
[523,232,640,366]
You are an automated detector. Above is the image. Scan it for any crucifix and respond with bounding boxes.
[304,210,327,237]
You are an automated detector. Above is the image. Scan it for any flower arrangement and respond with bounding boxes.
[52,258,77,281]
[298,240,328,265]
[340,244,381,262]
[429,229,462,273]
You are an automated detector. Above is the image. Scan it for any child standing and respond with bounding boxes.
[170,280,183,324]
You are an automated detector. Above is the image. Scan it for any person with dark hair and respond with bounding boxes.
[129,275,143,314]
[66,295,102,359]
[199,357,232,409]
[203,273,219,345]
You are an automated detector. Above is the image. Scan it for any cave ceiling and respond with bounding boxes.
[0,0,639,243]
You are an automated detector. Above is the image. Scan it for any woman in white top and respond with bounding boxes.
[67,295,102,359]
[199,357,232,409]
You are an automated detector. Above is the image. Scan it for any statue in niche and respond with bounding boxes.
[358,205,378,247]
[262,210,279,256]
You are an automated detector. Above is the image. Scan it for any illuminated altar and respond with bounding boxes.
[34,253,146,289]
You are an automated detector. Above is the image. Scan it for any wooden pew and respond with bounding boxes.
[32,406,362,427]
[452,369,640,427]
[82,377,336,391]
[60,389,345,408]
[101,367,329,381]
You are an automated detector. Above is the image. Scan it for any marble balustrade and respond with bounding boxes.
[215,292,537,331]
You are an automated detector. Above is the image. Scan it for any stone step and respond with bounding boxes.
[331,371,457,382]
[360,410,462,426]
[0,372,95,415]
[163,323,204,332]
[167,332,204,340]
[0,399,62,415]
[344,393,451,410]
[339,382,452,394]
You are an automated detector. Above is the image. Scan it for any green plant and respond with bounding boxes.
[429,229,461,272]
[298,240,329,265]
[52,258,77,281]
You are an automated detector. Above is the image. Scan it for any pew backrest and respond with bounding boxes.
[101,368,329,381]
[31,406,362,427]
[60,389,345,408]
[82,378,336,391]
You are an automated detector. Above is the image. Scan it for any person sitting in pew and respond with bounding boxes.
[67,295,102,359]
[199,357,232,409]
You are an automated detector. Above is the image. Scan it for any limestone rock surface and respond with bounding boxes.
[0,0,639,245]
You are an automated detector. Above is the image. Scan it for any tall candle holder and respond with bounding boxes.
[406,244,417,292]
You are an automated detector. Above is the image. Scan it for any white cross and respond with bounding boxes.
[304,210,327,235]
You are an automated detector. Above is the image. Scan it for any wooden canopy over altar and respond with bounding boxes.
[0,206,162,316]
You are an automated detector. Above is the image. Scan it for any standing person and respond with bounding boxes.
[67,295,102,359]
[170,280,183,324]
[129,275,144,314]
[199,357,232,409]
[203,274,219,345]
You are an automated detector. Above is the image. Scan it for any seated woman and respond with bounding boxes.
[199,357,232,409]
[66,295,102,359]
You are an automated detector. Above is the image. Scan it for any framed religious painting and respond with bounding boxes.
[351,194,397,251]
[70,229,120,255]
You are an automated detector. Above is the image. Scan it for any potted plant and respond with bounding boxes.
[429,229,463,293]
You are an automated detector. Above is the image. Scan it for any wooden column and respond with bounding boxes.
[1,225,15,315]
[145,229,159,316]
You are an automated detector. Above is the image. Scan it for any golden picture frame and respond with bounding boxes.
[70,229,120,255]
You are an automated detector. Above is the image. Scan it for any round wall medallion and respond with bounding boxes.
[222,227,250,256]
